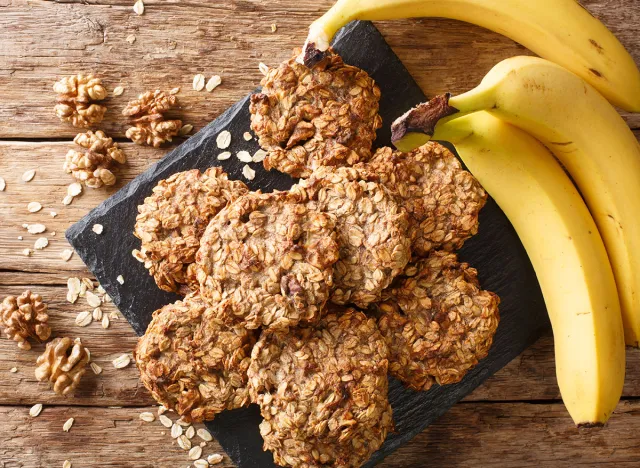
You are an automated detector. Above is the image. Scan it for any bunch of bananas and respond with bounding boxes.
[304,0,640,426]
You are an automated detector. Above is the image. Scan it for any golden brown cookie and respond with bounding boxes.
[133,167,248,294]
[376,251,500,391]
[250,48,382,178]
[248,309,393,468]
[195,191,339,330]
[134,293,257,422]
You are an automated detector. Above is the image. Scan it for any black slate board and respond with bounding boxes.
[67,21,550,468]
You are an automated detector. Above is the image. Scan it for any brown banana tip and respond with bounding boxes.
[303,42,327,68]
[391,93,459,144]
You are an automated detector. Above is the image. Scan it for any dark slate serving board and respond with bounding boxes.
[67,21,550,468]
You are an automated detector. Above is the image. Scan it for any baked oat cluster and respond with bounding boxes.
[250,48,382,178]
[133,51,498,468]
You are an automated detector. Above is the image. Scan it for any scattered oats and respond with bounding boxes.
[61,249,74,262]
[197,428,212,442]
[22,248,31,257]
[27,224,46,234]
[103,293,112,303]
[116,274,125,285]
[216,130,231,149]
[82,278,94,290]
[101,315,110,329]
[258,62,269,76]
[185,425,195,439]
[86,291,102,308]
[199,441,206,447]
[159,414,173,428]
[112,354,131,369]
[157,405,167,416]
[0,177,5,191]
[177,418,191,427]
[62,195,74,205]
[169,87,181,95]
[63,461,72,468]
[85,348,91,362]
[242,164,255,180]
[193,74,206,91]
[22,223,28,228]
[29,404,43,417]
[171,423,183,438]
[271,23,277,33]
[92,224,103,235]
[109,311,119,320]
[92,308,103,321]
[63,417,74,432]
[179,124,194,136]
[90,362,102,375]
[139,412,155,423]
[50,211,57,217]
[75,311,92,327]
[96,285,106,294]
[51,231,56,236]
[68,277,81,295]
[205,75,221,92]
[79,283,87,297]
[252,149,267,163]
[178,434,192,451]
[217,151,231,161]
[34,237,48,250]
[126,34,137,44]
[27,202,42,213]
[10,367,18,373]
[22,170,36,182]
[208,454,223,465]
[132,249,145,262]
[67,183,82,197]
[133,0,144,15]
[18,236,23,240]
[189,446,202,460]
[193,460,209,468]
[243,131,252,141]
[113,86,125,96]
[236,151,252,163]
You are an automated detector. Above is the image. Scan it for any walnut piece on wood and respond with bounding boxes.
[250,48,382,178]
[35,337,89,395]
[134,293,258,422]
[64,130,127,188]
[376,251,500,391]
[123,90,183,147]
[133,167,249,294]
[248,308,393,468]
[358,142,487,256]
[0,290,51,350]
[53,74,107,128]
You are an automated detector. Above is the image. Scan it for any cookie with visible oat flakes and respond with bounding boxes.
[133,167,248,294]
[248,308,393,468]
[294,166,412,308]
[195,191,339,330]
[375,250,500,391]
[134,293,257,423]
[250,48,382,178]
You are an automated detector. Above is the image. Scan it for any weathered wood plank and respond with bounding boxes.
[0,0,637,140]
[0,404,232,467]
[2,401,640,467]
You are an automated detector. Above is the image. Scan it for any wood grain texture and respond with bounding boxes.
[1,0,640,466]
[0,0,637,140]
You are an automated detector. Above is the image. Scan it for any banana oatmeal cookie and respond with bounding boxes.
[195,191,339,330]
[134,293,257,422]
[133,167,248,294]
[294,166,411,307]
[376,250,500,391]
[360,142,487,256]
[248,309,393,468]
[250,48,382,178]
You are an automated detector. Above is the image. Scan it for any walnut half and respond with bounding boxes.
[53,74,108,128]
[123,90,182,147]
[64,130,127,188]
[35,337,89,395]
[0,291,51,350]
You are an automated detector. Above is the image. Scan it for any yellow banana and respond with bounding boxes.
[391,56,640,347]
[303,0,640,111]
[432,112,624,425]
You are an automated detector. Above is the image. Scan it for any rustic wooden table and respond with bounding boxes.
[1,0,639,466]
